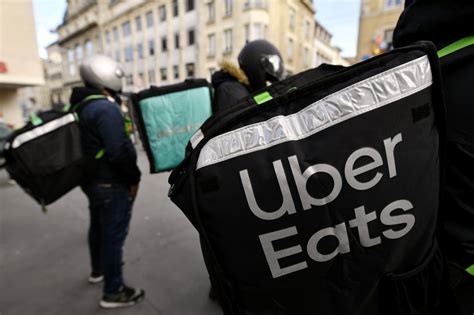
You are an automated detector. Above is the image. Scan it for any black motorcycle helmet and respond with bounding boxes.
[238,40,284,91]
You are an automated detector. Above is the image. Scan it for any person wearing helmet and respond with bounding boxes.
[210,40,284,112]
[70,54,144,308]
[238,40,284,92]
[394,1,474,313]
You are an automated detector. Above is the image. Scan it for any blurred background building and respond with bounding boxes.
[51,0,348,101]
[0,0,44,128]
[357,0,404,61]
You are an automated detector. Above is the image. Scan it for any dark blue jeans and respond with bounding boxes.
[82,182,134,295]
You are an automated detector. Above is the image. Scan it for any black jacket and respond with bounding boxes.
[394,0,474,266]
[70,87,141,185]
[211,70,250,112]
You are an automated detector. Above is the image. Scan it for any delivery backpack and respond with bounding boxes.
[132,79,213,173]
[3,95,107,207]
[169,42,447,315]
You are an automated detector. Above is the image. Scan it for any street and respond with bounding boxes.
[0,149,221,315]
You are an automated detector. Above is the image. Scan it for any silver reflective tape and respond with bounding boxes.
[12,114,76,149]
[196,55,432,170]
[190,129,204,149]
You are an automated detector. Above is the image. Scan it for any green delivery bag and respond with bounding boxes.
[132,79,213,173]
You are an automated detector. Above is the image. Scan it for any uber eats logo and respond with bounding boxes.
[239,133,415,279]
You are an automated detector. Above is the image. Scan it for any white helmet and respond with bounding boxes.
[79,54,124,92]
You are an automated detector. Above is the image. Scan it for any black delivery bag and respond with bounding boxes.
[168,42,447,314]
[4,110,87,206]
[132,79,213,173]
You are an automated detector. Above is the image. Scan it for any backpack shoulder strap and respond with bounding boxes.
[69,94,108,113]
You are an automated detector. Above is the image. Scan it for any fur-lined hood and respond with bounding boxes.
[213,60,249,86]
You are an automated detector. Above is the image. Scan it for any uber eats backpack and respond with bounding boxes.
[169,42,447,315]
[3,95,106,208]
[131,79,213,173]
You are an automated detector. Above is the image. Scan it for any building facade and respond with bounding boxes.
[0,0,44,128]
[357,0,404,61]
[313,22,350,68]
[55,0,345,100]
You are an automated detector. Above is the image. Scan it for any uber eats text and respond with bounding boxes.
[239,133,415,279]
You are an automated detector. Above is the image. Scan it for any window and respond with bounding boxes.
[124,46,133,62]
[224,29,232,53]
[148,39,155,56]
[148,69,156,85]
[186,63,195,78]
[85,40,93,56]
[244,24,250,43]
[173,65,179,79]
[138,72,144,86]
[289,8,295,31]
[122,21,131,37]
[173,33,179,49]
[288,38,294,60]
[146,11,154,28]
[105,30,111,43]
[159,5,166,22]
[160,67,167,81]
[75,44,83,61]
[303,47,309,66]
[209,67,216,78]
[385,0,402,9]
[188,29,195,46]
[224,0,232,16]
[137,43,144,59]
[254,23,263,40]
[115,49,120,62]
[113,27,119,40]
[304,20,310,38]
[68,48,75,76]
[126,75,133,86]
[172,0,178,16]
[135,16,142,32]
[162,37,168,52]
[384,29,394,47]
[207,33,216,56]
[244,0,267,9]
[207,1,215,22]
[186,0,194,12]
[263,25,268,40]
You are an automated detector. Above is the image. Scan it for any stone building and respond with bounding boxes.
[55,0,346,100]
[313,21,350,68]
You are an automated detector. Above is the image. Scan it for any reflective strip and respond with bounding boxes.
[196,55,432,170]
[467,264,474,276]
[190,129,204,149]
[11,114,76,149]
[95,149,105,159]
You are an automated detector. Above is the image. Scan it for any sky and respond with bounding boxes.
[32,0,361,59]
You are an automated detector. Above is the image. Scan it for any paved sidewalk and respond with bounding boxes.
[0,150,221,315]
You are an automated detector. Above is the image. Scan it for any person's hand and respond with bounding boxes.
[129,184,139,198]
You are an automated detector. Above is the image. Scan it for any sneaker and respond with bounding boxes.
[100,285,145,308]
[88,272,104,284]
